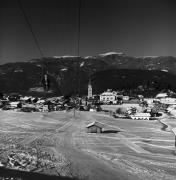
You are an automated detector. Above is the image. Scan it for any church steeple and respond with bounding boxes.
[88,72,92,99]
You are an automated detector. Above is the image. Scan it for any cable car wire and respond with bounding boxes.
[17,0,49,91]
[17,0,44,58]
[76,0,82,96]
[77,0,81,57]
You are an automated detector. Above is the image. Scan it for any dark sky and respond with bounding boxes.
[1,0,176,64]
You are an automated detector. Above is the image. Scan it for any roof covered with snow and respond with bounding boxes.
[99,52,124,56]
[53,55,78,58]
[132,113,151,117]
[156,93,168,98]
[86,121,104,128]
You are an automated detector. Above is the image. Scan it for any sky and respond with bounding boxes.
[0,0,176,64]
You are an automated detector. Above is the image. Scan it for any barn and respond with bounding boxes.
[86,121,104,133]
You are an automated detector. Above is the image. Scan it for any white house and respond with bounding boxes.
[144,98,154,105]
[100,90,117,103]
[160,97,176,105]
[36,99,45,104]
[42,105,48,112]
[9,102,22,108]
[123,96,129,101]
[156,93,168,99]
[131,113,151,120]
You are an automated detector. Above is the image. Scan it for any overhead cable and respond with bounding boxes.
[17,0,44,58]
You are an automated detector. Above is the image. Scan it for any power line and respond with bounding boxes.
[77,0,81,57]
[76,0,81,96]
[74,0,82,117]
[17,0,44,58]
[17,0,48,92]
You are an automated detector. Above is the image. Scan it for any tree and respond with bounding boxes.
[116,108,123,114]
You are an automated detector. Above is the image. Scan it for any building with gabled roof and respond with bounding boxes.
[100,89,117,103]
[156,93,168,99]
[86,121,104,133]
[131,113,151,120]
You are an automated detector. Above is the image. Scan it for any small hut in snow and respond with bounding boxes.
[86,121,104,133]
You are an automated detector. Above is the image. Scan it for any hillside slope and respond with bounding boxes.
[0,53,176,96]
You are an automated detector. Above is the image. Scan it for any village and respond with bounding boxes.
[1,83,176,179]
[0,85,176,121]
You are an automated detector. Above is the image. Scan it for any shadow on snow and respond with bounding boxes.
[0,167,78,180]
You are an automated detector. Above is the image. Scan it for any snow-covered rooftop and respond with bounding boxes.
[60,68,68,71]
[53,55,78,58]
[84,56,92,59]
[86,121,104,128]
[99,52,124,56]
[132,113,151,117]
[80,61,85,67]
[161,69,168,72]
[142,56,159,59]
[156,93,168,98]
[100,91,117,96]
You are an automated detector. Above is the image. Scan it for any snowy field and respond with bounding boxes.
[0,110,176,180]
[101,103,143,112]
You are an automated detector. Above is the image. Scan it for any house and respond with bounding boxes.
[126,107,137,115]
[123,96,129,101]
[9,101,22,108]
[156,93,168,99]
[131,113,151,120]
[100,90,117,103]
[86,121,104,133]
[20,96,29,103]
[145,107,152,113]
[138,95,144,100]
[42,105,48,112]
[144,98,154,105]
[89,108,96,112]
[160,97,176,105]
[36,99,45,104]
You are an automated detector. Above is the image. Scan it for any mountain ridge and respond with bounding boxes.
[1,52,176,96]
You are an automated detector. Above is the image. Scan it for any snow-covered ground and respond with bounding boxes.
[0,110,176,180]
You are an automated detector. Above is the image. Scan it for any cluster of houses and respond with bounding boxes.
[109,91,176,121]
[0,88,142,113]
[0,87,146,113]
[0,89,176,135]
[0,90,175,118]
[0,93,103,112]
[86,92,175,134]
[98,89,146,104]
